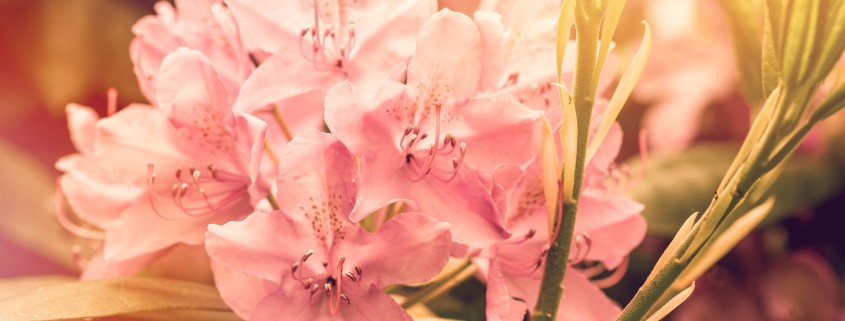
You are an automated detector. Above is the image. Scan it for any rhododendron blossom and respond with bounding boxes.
[226,0,437,117]
[482,122,646,320]
[58,49,267,277]
[325,10,543,249]
[131,0,250,101]
[206,130,452,320]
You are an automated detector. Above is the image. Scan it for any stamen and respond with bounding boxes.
[302,249,315,262]
[344,270,357,282]
[310,283,320,298]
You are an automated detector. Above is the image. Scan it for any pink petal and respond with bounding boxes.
[275,130,358,249]
[206,210,324,284]
[494,268,620,321]
[344,0,437,89]
[485,260,526,321]
[453,95,543,173]
[223,0,307,54]
[324,80,407,154]
[155,49,240,159]
[473,11,507,92]
[234,52,340,113]
[584,122,623,187]
[338,213,451,287]
[407,9,483,102]
[407,168,510,248]
[104,194,252,262]
[558,270,621,321]
[250,284,411,321]
[65,104,99,154]
[56,154,143,228]
[576,191,646,268]
[93,105,182,186]
[209,261,279,319]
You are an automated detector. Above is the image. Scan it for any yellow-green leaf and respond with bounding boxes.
[586,21,651,164]
[592,0,627,83]
[556,0,577,78]
[645,212,698,284]
[675,198,775,287]
[0,277,231,321]
[643,282,695,321]
[541,116,561,236]
[555,84,578,202]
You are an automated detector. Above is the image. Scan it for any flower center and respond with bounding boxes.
[146,163,249,218]
[290,250,363,315]
[299,0,358,72]
[397,104,468,182]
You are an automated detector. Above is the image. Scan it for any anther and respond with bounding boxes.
[340,294,351,305]
[291,261,300,274]
[310,284,320,296]
[302,249,315,262]
[355,266,362,276]
[303,277,314,289]
[206,163,218,180]
[344,270,357,282]
[324,282,332,296]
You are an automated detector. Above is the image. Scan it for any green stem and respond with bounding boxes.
[532,5,602,319]
[616,84,811,321]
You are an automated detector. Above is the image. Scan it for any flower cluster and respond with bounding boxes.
[56,1,645,320]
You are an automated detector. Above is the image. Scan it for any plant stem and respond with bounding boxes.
[532,7,601,319]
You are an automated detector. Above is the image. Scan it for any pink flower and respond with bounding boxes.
[57,49,267,277]
[131,0,251,102]
[225,0,437,119]
[481,107,646,320]
[325,9,544,249]
[205,129,452,321]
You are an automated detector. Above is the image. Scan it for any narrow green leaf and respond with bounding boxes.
[719,0,765,106]
[556,0,576,78]
[762,14,781,98]
[813,82,845,121]
[676,198,774,286]
[592,0,627,83]
[643,282,695,321]
[0,277,231,321]
[781,0,819,85]
[625,143,842,237]
[586,21,651,164]
[541,116,561,236]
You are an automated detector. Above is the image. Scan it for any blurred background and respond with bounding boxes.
[1,0,843,320]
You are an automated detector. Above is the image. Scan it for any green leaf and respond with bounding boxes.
[762,9,781,98]
[626,143,842,237]
[0,277,232,321]
[718,0,764,106]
